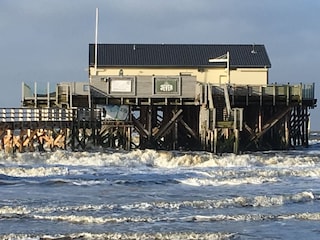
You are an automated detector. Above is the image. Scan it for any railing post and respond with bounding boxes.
[312,82,315,100]
[18,109,23,122]
[27,109,31,121]
[35,109,40,121]
[2,109,6,122]
[286,82,290,106]
[273,83,276,106]
[300,82,303,103]
[10,109,15,122]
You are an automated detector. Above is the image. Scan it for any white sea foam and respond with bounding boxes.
[33,214,156,224]
[0,148,320,185]
[0,149,263,168]
[184,211,320,222]
[5,208,319,224]
[0,166,69,178]
[179,166,320,186]
[0,205,31,216]
[0,148,319,169]
[0,191,315,220]
[20,210,320,225]
[0,232,236,240]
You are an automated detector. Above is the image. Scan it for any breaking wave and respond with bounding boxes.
[0,148,320,169]
[0,191,316,221]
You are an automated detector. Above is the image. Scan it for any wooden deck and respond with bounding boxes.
[0,108,100,153]
[10,82,317,154]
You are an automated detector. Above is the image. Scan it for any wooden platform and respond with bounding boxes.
[12,82,317,154]
[0,108,99,153]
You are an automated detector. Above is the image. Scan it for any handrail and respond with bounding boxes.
[202,82,316,100]
[301,83,315,100]
[0,108,74,122]
[0,108,102,123]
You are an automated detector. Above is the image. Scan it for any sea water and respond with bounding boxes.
[1,134,320,239]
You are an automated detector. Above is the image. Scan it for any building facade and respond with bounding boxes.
[89,43,271,86]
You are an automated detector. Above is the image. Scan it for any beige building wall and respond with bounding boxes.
[89,66,268,85]
[230,68,268,85]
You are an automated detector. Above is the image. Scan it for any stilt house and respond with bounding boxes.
[18,43,316,153]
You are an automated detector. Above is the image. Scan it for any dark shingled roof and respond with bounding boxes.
[89,44,271,68]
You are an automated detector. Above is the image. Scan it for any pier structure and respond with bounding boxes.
[17,81,316,154]
[12,43,317,154]
[0,108,101,153]
[198,83,315,153]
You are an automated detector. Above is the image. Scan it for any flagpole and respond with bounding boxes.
[94,7,99,75]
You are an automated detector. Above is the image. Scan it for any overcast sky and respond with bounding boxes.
[1,0,319,128]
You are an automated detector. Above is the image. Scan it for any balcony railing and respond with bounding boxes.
[0,108,101,123]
